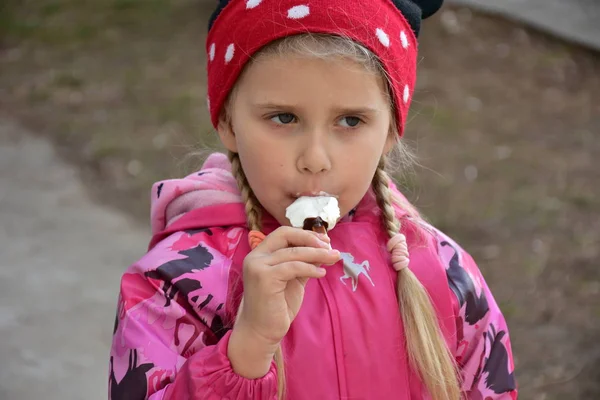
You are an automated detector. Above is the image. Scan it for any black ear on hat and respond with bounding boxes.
[391,0,444,37]
[411,0,444,19]
[208,0,231,32]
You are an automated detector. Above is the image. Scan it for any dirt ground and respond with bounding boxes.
[1,1,599,398]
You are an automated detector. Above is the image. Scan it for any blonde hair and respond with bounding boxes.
[224,34,461,400]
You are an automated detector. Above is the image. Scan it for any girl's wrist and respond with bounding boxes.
[227,322,278,379]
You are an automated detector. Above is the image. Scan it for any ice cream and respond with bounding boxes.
[302,217,328,234]
[285,196,340,232]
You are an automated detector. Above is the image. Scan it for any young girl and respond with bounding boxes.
[109,0,517,398]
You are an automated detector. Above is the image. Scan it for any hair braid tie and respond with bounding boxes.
[249,230,266,250]
[387,233,410,271]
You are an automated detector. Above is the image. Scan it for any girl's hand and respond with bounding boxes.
[228,226,340,377]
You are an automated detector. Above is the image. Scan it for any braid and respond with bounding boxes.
[372,156,401,237]
[227,150,286,399]
[372,156,461,400]
[228,151,262,231]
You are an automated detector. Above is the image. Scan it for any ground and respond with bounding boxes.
[1,1,599,398]
[0,118,148,399]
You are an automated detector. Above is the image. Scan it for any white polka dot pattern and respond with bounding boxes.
[225,43,235,63]
[287,5,310,19]
[400,31,409,49]
[376,28,390,47]
[205,0,419,135]
[403,85,410,103]
[209,43,215,61]
[246,0,262,9]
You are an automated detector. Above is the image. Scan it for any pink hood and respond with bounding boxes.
[149,153,249,249]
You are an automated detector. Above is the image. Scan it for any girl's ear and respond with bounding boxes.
[217,112,238,153]
[384,131,397,155]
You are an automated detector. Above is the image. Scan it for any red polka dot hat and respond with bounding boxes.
[206,0,444,136]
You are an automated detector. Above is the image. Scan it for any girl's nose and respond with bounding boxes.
[296,134,332,174]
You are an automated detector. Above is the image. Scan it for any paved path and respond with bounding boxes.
[0,118,149,400]
[449,0,600,51]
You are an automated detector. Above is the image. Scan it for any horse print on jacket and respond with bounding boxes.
[339,252,374,292]
[145,230,214,306]
[441,241,490,325]
[109,350,154,400]
[482,324,517,393]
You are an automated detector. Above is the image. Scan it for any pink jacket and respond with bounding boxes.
[109,153,517,399]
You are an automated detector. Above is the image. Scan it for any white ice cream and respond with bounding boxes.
[285,196,340,231]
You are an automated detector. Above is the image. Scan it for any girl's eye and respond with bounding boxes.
[271,113,296,124]
[339,116,361,128]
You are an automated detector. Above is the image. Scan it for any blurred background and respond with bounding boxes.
[0,0,599,399]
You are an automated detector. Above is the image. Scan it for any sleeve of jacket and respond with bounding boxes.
[108,229,278,400]
[434,232,518,399]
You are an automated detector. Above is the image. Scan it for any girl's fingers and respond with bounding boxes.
[272,261,327,281]
[268,246,341,266]
[255,227,331,253]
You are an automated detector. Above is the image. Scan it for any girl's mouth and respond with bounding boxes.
[293,191,338,199]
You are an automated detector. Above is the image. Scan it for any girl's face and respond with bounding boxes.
[218,54,395,226]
